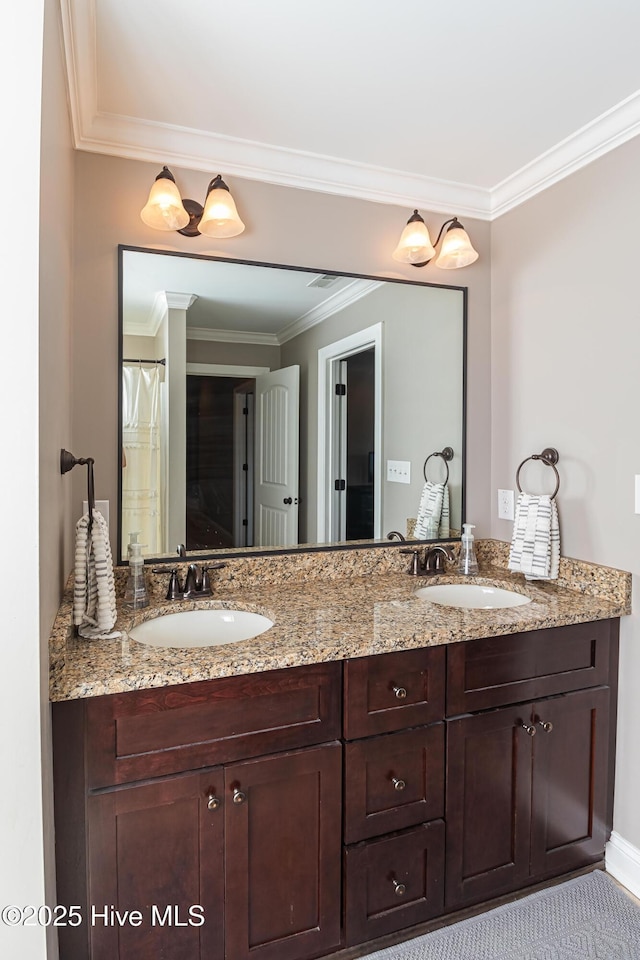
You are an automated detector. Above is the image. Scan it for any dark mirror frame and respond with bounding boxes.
[117,244,467,565]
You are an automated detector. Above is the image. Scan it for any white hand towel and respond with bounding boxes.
[508,493,560,580]
[73,510,121,640]
[414,481,450,539]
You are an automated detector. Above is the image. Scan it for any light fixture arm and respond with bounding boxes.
[431,217,459,250]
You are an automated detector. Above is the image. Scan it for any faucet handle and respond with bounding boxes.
[165,568,183,601]
[400,548,421,576]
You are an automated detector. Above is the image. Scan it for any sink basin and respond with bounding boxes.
[415,583,531,609]
[128,608,274,648]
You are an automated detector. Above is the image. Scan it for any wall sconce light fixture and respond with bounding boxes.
[392,210,478,269]
[140,166,246,239]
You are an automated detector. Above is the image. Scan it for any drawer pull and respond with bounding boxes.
[392,777,406,792]
[233,788,247,805]
[392,879,406,897]
[537,718,554,733]
[520,722,536,737]
[207,794,221,811]
[393,686,408,700]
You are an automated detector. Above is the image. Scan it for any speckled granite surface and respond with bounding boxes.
[49,540,631,702]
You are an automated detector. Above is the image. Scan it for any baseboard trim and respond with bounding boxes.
[606,831,640,898]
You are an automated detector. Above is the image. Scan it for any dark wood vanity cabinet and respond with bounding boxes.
[445,619,618,911]
[342,647,447,944]
[53,663,343,960]
[53,618,619,960]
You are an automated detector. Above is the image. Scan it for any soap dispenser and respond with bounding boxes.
[458,523,479,576]
[124,541,149,609]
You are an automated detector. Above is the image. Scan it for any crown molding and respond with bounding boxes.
[62,0,640,222]
[490,89,640,218]
[165,292,198,311]
[123,290,167,337]
[78,110,493,219]
[187,326,279,346]
[278,279,384,345]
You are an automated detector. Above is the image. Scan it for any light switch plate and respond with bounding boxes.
[497,489,515,521]
[387,460,411,484]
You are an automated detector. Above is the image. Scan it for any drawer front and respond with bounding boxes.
[344,821,445,946]
[85,661,342,788]
[447,620,614,716]
[344,646,446,739]
[344,725,444,843]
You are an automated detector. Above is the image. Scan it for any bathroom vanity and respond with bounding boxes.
[50,545,629,960]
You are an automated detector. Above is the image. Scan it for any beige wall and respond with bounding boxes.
[281,281,464,540]
[491,135,640,850]
[186,338,281,368]
[72,152,492,555]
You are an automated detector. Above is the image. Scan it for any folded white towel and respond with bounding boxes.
[414,481,450,539]
[508,493,560,580]
[73,510,121,640]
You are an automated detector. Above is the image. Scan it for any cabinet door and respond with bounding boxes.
[530,687,610,878]
[445,706,533,909]
[224,743,342,960]
[87,770,224,960]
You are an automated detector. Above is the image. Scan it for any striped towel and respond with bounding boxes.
[508,493,560,580]
[73,510,121,640]
[414,482,450,539]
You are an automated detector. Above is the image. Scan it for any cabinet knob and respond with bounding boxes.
[393,686,407,700]
[233,788,247,805]
[536,718,553,733]
[392,777,406,792]
[207,794,221,811]
[392,879,406,897]
[520,722,536,737]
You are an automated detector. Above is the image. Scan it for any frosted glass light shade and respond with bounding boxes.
[435,220,479,269]
[392,210,436,265]
[140,168,190,231]
[198,176,245,238]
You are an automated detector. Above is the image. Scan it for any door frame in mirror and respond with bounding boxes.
[117,244,467,565]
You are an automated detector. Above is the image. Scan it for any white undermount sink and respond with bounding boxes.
[414,582,531,610]
[128,608,274,648]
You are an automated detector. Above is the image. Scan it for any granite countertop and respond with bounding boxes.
[49,541,631,702]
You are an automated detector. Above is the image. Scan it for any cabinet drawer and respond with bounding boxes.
[84,661,341,788]
[344,821,445,946]
[447,620,614,715]
[344,725,444,843]
[344,647,445,739]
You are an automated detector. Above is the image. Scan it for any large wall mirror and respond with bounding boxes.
[118,246,466,561]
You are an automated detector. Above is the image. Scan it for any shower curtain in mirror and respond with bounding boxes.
[122,364,162,556]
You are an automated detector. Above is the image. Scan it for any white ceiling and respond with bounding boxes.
[61,0,640,219]
[122,250,381,343]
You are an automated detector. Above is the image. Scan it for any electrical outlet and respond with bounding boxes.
[497,489,515,521]
[387,460,411,484]
[635,476,640,514]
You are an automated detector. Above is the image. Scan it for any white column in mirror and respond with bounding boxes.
[163,292,197,549]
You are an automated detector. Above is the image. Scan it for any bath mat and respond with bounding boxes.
[363,870,638,959]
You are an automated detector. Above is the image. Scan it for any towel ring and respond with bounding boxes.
[423,447,454,485]
[515,447,560,500]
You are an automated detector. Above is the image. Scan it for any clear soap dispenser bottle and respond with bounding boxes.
[124,541,149,609]
[458,523,479,576]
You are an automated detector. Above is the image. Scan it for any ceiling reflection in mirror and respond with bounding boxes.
[118,247,466,561]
